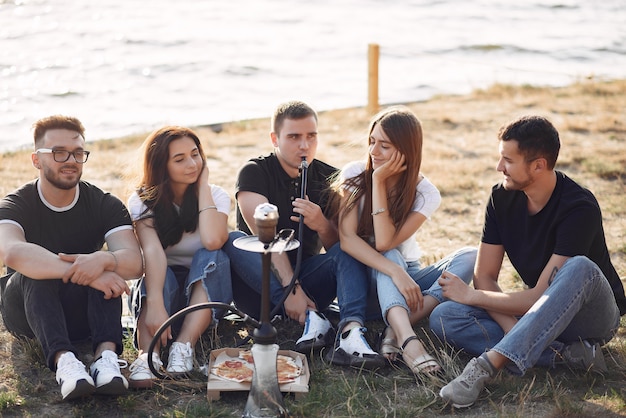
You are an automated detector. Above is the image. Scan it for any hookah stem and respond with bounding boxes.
[270,156,308,318]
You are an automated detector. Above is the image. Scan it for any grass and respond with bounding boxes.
[0,78,625,416]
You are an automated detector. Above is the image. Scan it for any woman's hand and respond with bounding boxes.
[390,265,423,312]
[372,151,406,182]
[144,302,172,347]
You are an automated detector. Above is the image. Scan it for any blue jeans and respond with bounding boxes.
[429,256,620,374]
[226,231,362,322]
[372,247,477,324]
[131,247,233,325]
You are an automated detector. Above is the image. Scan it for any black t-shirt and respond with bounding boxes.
[0,180,133,261]
[235,153,338,264]
[482,171,626,315]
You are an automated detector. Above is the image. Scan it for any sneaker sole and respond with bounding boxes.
[439,388,475,409]
[295,329,336,354]
[95,377,128,396]
[325,347,386,370]
[129,378,155,390]
[63,379,96,401]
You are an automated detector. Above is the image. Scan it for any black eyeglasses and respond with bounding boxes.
[36,148,91,163]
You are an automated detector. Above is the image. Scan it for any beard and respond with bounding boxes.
[42,165,81,190]
[502,173,533,191]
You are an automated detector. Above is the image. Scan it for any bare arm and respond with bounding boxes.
[58,227,143,284]
[370,150,425,251]
[135,218,173,345]
[441,242,569,332]
[0,223,72,279]
[198,164,229,250]
[338,196,424,312]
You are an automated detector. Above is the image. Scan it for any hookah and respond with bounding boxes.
[146,156,310,418]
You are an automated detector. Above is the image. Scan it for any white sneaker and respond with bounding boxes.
[56,352,95,401]
[167,342,194,374]
[295,310,335,353]
[129,352,163,389]
[89,350,129,396]
[325,327,386,370]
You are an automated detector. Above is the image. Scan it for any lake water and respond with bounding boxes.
[1,0,625,152]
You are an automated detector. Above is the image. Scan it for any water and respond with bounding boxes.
[1,0,625,152]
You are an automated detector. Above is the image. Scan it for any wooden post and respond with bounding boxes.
[367,43,380,114]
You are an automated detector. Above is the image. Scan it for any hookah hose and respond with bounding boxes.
[146,302,260,379]
[269,156,308,318]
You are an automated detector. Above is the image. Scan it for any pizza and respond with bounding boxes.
[211,351,302,384]
[211,359,254,383]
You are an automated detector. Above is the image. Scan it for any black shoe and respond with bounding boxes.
[325,327,386,370]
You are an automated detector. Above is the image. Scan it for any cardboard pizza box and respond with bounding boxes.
[206,348,310,401]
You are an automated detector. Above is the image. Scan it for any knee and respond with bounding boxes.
[557,256,601,286]
[381,248,405,265]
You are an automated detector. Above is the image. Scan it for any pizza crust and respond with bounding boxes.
[210,350,302,384]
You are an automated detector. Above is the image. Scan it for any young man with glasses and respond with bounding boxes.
[0,115,143,401]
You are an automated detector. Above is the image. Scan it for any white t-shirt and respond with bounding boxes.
[128,185,231,268]
[340,160,441,262]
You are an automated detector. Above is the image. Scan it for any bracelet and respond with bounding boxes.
[109,251,118,272]
[371,208,386,216]
[199,205,217,213]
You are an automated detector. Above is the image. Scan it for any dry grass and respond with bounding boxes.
[0,78,625,416]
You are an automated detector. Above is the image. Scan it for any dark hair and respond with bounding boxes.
[271,101,318,136]
[498,115,560,169]
[137,126,206,248]
[32,115,85,148]
[333,106,423,242]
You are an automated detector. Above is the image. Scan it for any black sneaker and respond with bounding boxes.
[295,310,335,353]
[325,327,386,370]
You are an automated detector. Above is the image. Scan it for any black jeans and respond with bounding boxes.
[0,272,123,370]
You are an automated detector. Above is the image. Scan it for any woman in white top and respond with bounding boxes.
[333,107,476,376]
[127,126,232,388]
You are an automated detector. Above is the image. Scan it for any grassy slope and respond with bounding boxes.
[0,79,625,417]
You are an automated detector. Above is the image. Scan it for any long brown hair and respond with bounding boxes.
[335,106,423,243]
[137,126,206,248]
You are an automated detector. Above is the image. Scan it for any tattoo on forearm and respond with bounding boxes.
[548,266,558,285]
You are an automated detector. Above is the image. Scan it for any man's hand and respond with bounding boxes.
[439,271,474,304]
[291,196,326,232]
[59,252,106,286]
[89,272,130,299]
[283,287,316,324]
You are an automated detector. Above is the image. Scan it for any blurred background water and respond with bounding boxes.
[1,0,625,152]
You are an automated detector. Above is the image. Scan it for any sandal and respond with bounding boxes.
[400,335,442,376]
[378,326,401,360]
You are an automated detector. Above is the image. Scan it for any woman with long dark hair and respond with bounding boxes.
[127,126,232,388]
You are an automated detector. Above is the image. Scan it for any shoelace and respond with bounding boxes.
[58,357,89,381]
[129,357,159,374]
[98,354,128,373]
[169,345,192,368]
[461,359,489,387]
